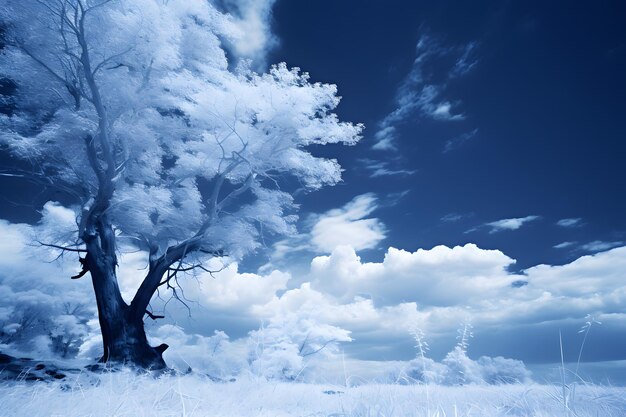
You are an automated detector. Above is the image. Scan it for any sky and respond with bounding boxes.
[1,0,626,368]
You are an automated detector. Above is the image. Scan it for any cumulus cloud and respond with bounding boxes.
[298,244,626,340]
[309,193,386,253]
[309,244,516,306]
[3,202,626,364]
[372,34,477,151]
[180,261,290,311]
[467,215,540,234]
[251,282,422,339]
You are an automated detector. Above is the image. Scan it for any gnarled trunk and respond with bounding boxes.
[86,252,167,370]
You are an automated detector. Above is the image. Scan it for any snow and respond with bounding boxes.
[0,371,624,417]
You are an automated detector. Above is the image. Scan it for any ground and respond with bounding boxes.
[0,370,624,417]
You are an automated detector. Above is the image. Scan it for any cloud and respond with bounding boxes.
[441,213,471,223]
[443,128,478,153]
[309,194,387,253]
[186,262,290,311]
[358,158,416,178]
[468,215,540,234]
[556,218,583,228]
[309,244,516,306]
[554,241,576,249]
[251,281,422,339]
[300,244,626,341]
[372,34,477,151]
[3,202,626,365]
[579,240,624,253]
[220,0,278,67]
[94,241,626,359]
[450,42,479,77]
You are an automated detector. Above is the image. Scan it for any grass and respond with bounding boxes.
[0,370,625,417]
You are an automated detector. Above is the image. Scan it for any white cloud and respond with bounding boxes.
[443,129,478,153]
[359,158,416,178]
[221,0,278,67]
[251,282,422,338]
[451,42,479,77]
[554,241,576,249]
[191,262,290,310]
[299,243,626,339]
[3,202,626,364]
[116,254,290,313]
[468,215,540,234]
[309,194,386,253]
[309,244,515,306]
[579,240,624,253]
[557,218,583,228]
[372,34,477,150]
[441,213,471,223]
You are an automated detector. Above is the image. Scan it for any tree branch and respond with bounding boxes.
[36,241,87,253]
[145,310,165,321]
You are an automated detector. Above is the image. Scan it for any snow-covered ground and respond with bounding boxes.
[1,371,624,417]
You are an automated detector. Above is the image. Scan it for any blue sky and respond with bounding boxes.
[265,0,626,272]
[1,0,625,367]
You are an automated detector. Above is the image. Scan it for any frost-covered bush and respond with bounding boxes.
[147,317,352,381]
[404,356,446,385]
[441,346,485,385]
[151,325,248,379]
[477,356,532,384]
[247,316,352,381]
[398,324,532,386]
[0,302,92,359]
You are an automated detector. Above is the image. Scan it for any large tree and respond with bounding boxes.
[0,0,361,368]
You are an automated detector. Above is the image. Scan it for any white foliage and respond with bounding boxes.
[477,356,533,384]
[247,315,352,381]
[0,0,362,263]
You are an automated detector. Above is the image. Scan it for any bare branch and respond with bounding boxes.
[36,241,87,253]
[91,46,133,76]
[217,173,255,213]
[300,339,336,357]
[145,310,165,321]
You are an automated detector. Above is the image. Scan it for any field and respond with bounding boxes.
[1,371,625,417]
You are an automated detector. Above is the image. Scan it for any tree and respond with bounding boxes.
[0,0,362,369]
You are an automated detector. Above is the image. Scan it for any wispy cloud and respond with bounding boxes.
[358,158,416,178]
[556,218,583,228]
[443,128,478,153]
[372,34,478,151]
[441,212,472,223]
[554,241,577,249]
[310,194,387,253]
[268,194,387,266]
[467,215,540,234]
[579,240,624,253]
[450,41,479,77]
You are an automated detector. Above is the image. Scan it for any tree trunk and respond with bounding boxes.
[86,252,166,370]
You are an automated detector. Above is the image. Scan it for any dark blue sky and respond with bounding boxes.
[267,0,626,271]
